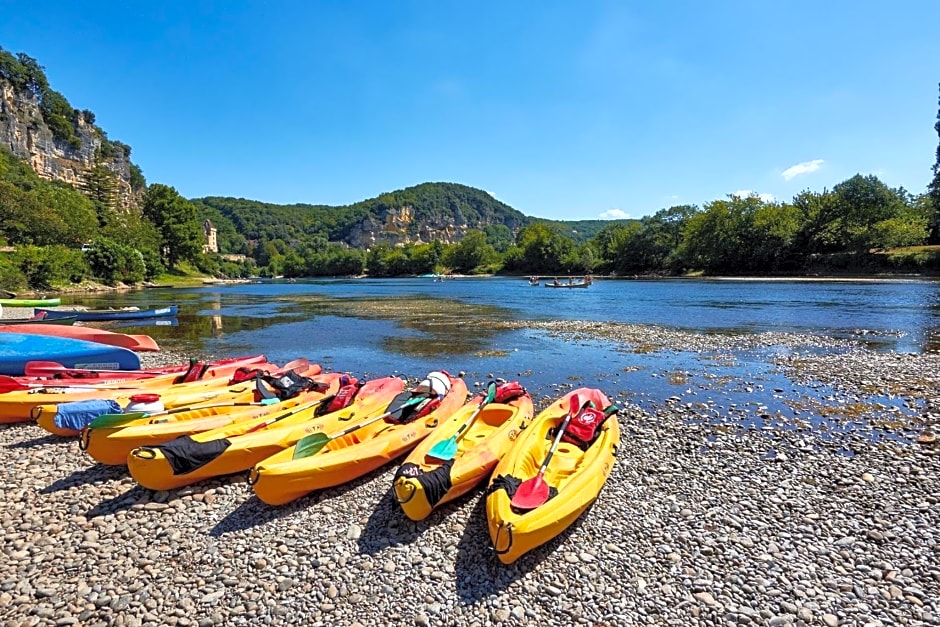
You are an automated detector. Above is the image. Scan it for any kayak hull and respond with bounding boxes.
[33,361,320,436]
[251,377,469,506]
[0,355,269,425]
[0,324,160,352]
[128,376,405,490]
[485,388,619,564]
[35,305,179,321]
[0,333,140,377]
[0,298,62,307]
[82,389,330,465]
[393,391,534,521]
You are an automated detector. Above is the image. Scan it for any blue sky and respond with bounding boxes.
[2,1,939,221]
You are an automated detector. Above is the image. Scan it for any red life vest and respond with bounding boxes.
[494,381,526,403]
[325,375,361,413]
[561,406,606,450]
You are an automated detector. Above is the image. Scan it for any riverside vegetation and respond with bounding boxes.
[2,48,940,294]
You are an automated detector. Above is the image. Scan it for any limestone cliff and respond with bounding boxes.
[0,79,138,209]
[346,205,475,247]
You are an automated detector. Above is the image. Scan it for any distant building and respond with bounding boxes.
[203,220,218,254]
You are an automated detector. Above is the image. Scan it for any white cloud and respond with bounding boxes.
[733,190,775,203]
[782,159,824,181]
[599,208,629,219]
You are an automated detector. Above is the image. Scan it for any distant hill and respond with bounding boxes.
[193,182,531,253]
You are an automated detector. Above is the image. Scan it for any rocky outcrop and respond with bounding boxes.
[346,205,476,248]
[0,80,137,209]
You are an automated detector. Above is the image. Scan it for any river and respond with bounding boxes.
[64,276,940,436]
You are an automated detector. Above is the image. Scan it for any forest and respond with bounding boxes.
[0,43,939,290]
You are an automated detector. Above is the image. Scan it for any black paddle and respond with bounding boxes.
[292,395,429,459]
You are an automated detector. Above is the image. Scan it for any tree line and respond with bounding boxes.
[1,44,938,289]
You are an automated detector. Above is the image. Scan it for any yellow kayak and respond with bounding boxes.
[486,387,619,564]
[128,376,406,491]
[81,373,345,465]
[251,373,469,506]
[393,383,533,521]
[33,360,321,437]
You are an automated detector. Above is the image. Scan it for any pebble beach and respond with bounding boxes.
[1,306,938,626]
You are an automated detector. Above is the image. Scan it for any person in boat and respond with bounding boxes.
[553,278,559,286]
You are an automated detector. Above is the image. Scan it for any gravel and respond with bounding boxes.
[1,308,938,626]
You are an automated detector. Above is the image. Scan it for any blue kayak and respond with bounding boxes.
[0,333,141,376]
[34,305,179,322]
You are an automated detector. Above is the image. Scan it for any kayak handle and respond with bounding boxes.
[132,446,156,460]
[78,428,91,452]
[247,468,261,487]
[493,522,514,556]
[394,479,416,504]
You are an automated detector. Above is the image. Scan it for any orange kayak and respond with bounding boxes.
[393,384,534,521]
[250,374,469,506]
[82,372,346,465]
[128,376,407,490]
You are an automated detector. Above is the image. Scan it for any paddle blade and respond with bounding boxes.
[483,381,497,403]
[88,411,148,429]
[426,383,496,461]
[292,432,330,459]
[0,376,29,393]
[511,475,551,510]
[426,436,458,461]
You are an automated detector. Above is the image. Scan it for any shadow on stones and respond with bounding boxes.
[41,463,127,494]
[356,486,468,556]
[209,492,301,537]
[209,465,388,537]
[453,495,594,604]
[85,484,152,518]
[5,433,71,449]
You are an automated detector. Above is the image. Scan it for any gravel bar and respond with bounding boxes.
[1,310,938,626]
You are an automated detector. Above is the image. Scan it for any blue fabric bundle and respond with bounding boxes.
[54,399,123,431]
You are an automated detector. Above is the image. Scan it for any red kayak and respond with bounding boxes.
[12,355,269,386]
[0,323,161,352]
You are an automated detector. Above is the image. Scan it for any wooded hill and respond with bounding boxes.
[194,183,542,255]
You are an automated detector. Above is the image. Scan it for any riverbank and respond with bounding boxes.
[0,319,938,625]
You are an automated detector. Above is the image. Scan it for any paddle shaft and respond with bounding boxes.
[297,395,429,458]
[454,382,497,441]
[326,401,415,440]
[535,398,590,481]
[243,396,329,433]
[0,376,152,393]
[24,360,176,377]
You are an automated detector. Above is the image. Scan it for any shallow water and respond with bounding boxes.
[65,276,940,438]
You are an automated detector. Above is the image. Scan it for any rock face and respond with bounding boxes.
[345,205,477,248]
[0,80,137,209]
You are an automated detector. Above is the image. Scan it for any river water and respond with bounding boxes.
[67,276,940,436]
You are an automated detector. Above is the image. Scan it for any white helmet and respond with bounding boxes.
[415,371,451,397]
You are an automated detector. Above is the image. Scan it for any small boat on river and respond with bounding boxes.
[544,276,592,289]
[35,305,179,322]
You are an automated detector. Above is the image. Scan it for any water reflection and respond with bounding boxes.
[64,279,940,444]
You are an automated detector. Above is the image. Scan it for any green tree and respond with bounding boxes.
[446,230,496,273]
[142,184,203,268]
[830,175,909,252]
[746,202,803,271]
[929,83,940,244]
[515,223,573,273]
[677,196,756,273]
